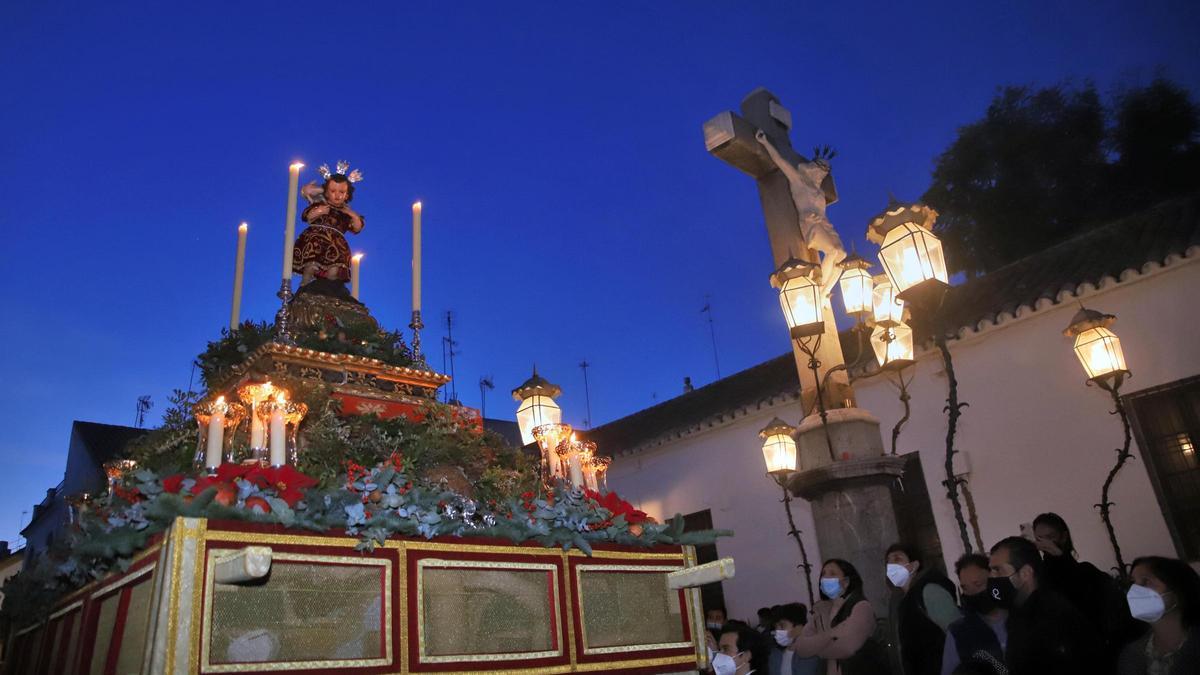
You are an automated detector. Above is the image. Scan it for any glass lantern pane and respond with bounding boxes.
[872,277,905,325]
[1073,327,1126,379]
[880,223,949,293]
[762,434,797,473]
[778,276,821,330]
[516,395,562,445]
[871,323,914,367]
[838,268,873,315]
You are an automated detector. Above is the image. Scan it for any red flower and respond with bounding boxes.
[113,485,143,503]
[387,451,404,470]
[257,465,318,507]
[584,489,648,525]
[162,474,185,494]
[244,496,272,514]
[212,483,238,507]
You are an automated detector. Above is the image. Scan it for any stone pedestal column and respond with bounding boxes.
[790,408,905,617]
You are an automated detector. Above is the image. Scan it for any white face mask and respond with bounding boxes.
[707,621,724,630]
[1127,584,1169,623]
[886,563,911,588]
[773,629,793,647]
[711,651,740,675]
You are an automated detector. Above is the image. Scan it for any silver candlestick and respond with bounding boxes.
[409,309,426,367]
[276,278,295,344]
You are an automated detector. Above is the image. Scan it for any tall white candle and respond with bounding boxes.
[412,201,422,312]
[569,451,584,489]
[282,162,303,280]
[205,398,227,470]
[351,253,363,300]
[269,401,286,466]
[230,223,248,329]
[250,411,265,450]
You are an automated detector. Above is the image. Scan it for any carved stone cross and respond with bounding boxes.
[704,88,852,412]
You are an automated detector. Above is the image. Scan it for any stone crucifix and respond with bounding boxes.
[704,88,853,413]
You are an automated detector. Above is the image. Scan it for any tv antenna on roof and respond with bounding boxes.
[579,360,593,429]
[479,376,495,419]
[135,395,153,428]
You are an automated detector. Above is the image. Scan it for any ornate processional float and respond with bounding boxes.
[1,161,732,675]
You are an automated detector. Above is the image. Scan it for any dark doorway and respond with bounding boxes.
[891,452,948,572]
[683,509,727,617]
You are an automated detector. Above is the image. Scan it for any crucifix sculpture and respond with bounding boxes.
[705,88,853,415]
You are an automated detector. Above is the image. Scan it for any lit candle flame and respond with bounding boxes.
[353,253,364,262]
[289,161,305,171]
[239,222,248,232]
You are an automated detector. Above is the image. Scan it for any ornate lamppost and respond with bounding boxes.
[771,257,837,462]
[759,418,815,607]
[1064,306,1133,577]
[866,199,973,552]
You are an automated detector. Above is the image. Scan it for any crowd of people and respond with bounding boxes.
[702,513,1200,675]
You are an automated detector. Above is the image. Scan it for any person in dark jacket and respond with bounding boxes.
[942,554,1007,675]
[884,543,960,675]
[1032,512,1141,670]
[988,536,1102,675]
[1117,555,1200,675]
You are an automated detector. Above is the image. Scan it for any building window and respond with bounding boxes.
[683,509,726,618]
[1128,375,1200,561]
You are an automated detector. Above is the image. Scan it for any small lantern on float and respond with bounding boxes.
[771,257,824,339]
[512,367,563,446]
[759,418,799,476]
[837,253,875,321]
[867,200,948,308]
[1064,306,1129,387]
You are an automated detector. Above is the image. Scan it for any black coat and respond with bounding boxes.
[1005,587,1104,675]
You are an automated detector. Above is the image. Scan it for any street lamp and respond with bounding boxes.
[758,418,814,607]
[872,322,916,456]
[1064,306,1134,577]
[760,418,799,476]
[772,257,824,339]
[871,274,905,327]
[512,367,563,446]
[837,253,875,321]
[868,200,948,308]
[867,198,974,554]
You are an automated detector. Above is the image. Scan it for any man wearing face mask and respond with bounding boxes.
[941,554,1008,675]
[716,623,770,675]
[1116,555,1200,674]
[884,543,960,675]
[707,607,729,644]
[988,536,1101,675]
[768,603,820,675]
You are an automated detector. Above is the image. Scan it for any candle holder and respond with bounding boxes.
[409,309,427,368]
[284,400,309,466]
[238,381,276,461]
[533,423,572,489]
[554,441,572,487]
[195,398,246,470]
[67,492,92,526]
[193,410,211,470]
[592,456,611,492]
[276,278,295,345]
[103,459,138,496]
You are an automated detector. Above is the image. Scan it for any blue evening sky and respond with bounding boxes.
[1,1,1196,545]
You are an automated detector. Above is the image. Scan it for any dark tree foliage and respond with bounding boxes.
[923,79,1200,275]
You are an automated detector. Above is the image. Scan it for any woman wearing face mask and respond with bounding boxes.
[768,603,820,675]
[715,624,770,675]
[789,559,889,674]
[1116,556,1200,674]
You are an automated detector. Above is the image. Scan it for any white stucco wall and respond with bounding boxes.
[605,253,1198,620]
[606,402,821,622]
[854,254,1200,573]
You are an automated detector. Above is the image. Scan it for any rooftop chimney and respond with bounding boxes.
[683,377,694,393]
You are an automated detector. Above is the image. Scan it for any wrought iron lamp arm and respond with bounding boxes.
[1090,373,1134,580]
[888,366,913,456]
[772,473,815,608]
[795,334,837,462]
